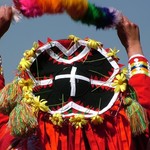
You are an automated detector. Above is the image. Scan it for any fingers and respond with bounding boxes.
[121,16,130,23]
[6,7,13,19]
[117,16,128,28]
[119,16,138,28]
[0,6,13,38]
[1,6,13,21]
[117,16,139,38]
[0,6,13,24]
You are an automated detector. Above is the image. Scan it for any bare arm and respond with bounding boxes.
[117,16,150,110]
[0,6,12,38]
[116,16,143,58]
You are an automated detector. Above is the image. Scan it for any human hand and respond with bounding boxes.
[116,16,143,58]
[0,6,13,38]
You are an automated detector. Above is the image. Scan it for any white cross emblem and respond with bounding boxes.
[55,66,90,96]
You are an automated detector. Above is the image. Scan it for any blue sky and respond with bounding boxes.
[0,0,150,83]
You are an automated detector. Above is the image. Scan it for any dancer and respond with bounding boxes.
[0,5,150,150]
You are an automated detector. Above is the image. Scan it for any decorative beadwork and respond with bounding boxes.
[128,56,150,77]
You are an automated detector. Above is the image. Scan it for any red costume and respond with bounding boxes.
[0,37,150,150]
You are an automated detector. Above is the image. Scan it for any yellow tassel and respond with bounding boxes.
[124,97,148,135]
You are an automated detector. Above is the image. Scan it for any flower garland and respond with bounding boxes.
[13,0,122,29]
[49,113,104,128]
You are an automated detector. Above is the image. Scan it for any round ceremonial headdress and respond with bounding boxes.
[22,36,121,115]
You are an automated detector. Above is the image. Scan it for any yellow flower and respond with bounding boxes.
[87,39,102,49]
[50,113,63,127]
[121,68,128,75]
[22,91,34,104]
[18,78,34,92]
[21,91,49,115]
[32,42,39,49]
[18,58,32,71]
[68,34,80,43]
[31,96,49,113]
[69,114,88,129]
[91,115,104,125]
[107,48,119,59]
[23,49,35,59]
[112,73,127,92]
[23,42,38,59]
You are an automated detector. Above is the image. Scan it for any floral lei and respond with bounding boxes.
[13,0,122,29]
